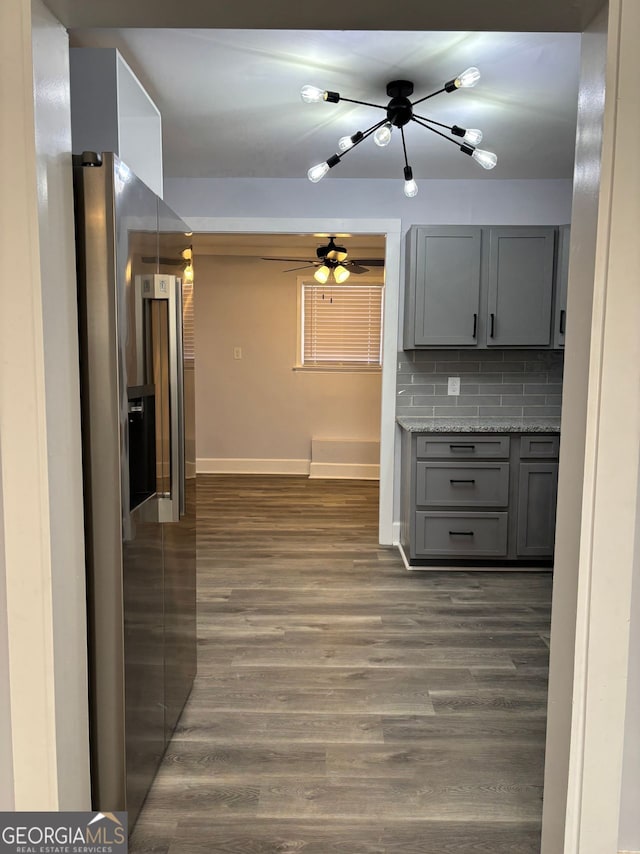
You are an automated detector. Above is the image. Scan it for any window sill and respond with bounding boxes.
[293,365,382,374]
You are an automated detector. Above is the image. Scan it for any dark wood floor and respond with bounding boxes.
[130,475,552,853]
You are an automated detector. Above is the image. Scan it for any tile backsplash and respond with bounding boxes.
[396,349,564,417]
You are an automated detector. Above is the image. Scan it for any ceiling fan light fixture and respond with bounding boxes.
[333,264,350,284]
[314,264,331,284]
[303,70,495,195]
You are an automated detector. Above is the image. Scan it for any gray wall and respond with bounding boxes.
[397,349,563,418]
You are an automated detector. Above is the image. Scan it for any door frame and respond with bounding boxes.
[186,215,402,546]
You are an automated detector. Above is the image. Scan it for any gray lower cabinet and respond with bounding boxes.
[404,224,559,349]
[516,462,559,556]
[400,430,559,564]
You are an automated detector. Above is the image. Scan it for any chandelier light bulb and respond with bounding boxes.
[455,67,481,89]
[333,264,350,284]
[472,148,498,170]
[464,128,483,145]
[308,161,330,182]
[403,166,418,198]
[374,122,393,147]
[314,265,330,284]
[338,135,355,152]
[301,85,326,103]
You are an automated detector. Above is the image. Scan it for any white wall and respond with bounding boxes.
[195,254,382,473]
[0,0,89,810]
[165,177,573,235]
[559,0,640,851]
[31,0,91,809]
[541,8,608,851]
[619,463,640,850]
[0,458,14,809]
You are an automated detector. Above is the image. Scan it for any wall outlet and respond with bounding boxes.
[233,347,242,360]
[448,376,461,396]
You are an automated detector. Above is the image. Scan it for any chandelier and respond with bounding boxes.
[301,68,496,198]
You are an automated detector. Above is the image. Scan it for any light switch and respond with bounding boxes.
[448,376,460,396]
[233,347,242,360]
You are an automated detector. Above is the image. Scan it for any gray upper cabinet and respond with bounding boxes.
[486,227,555,347]
[404,224,560,349]
[554,225,570,348]
[405,226,482,347]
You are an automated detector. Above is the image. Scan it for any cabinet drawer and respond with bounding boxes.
[416,435,510,460]
[416,462,509,507]
[520,435,560,459]
[415,512,508,557]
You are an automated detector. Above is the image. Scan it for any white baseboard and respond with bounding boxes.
[308,462,379,480]
[197,458,310,475]
[619,850,640,853]
[392,521,401,545]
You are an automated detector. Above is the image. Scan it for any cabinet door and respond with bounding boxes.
[554,225,570,348]
[517,462,559,557]
[411,226,482,346]
[487,227,555,347]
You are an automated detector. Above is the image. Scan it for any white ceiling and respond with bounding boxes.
[70,29,582,181]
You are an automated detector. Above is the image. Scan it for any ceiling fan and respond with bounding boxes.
[261,236,384,283]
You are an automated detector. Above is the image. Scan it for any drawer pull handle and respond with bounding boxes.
[449,530,475,537]
[449,444,475,450]
[450,479,476,484]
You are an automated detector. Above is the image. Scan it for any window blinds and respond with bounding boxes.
[182,280,195,362]
[302,283,383,366]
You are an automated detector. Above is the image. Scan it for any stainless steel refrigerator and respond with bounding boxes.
[74,152,196,826]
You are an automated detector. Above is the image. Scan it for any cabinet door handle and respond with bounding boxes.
[449,530,475,536]
[450,479,476,484]
[559,309,566,335]
[490,313,495,338]
[449,444,475,450]
[472,313,478,338]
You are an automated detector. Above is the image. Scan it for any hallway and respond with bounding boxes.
[130,475,551,853]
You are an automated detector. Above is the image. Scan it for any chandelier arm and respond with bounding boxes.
[411,87,447,107]
[412,117,467,148]
[412,113,453,132]
[338,97,388,110]
[400,126,410,170]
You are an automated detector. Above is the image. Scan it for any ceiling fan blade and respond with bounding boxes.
[282,264,317,273]
[348,264,370,274]
[352,258,385,266]
[261,257,313,263]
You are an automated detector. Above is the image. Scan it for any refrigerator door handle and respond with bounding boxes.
[142,274,184,523]
[175,278,186,518]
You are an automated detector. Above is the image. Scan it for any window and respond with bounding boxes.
[299,281,384,368]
